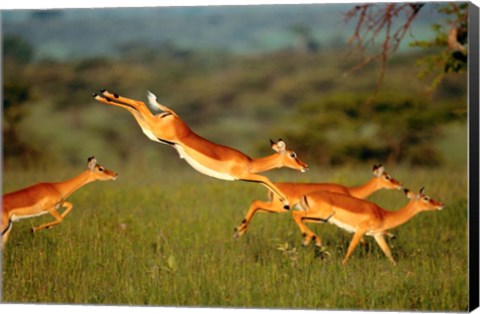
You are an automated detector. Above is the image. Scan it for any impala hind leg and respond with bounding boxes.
[31,202,73,233]
[291,211,323,247]
[234,199,287,238]
[94,93,150,125]
[2,216,13,247]
[100,90,146,109]
[342,228,367,265]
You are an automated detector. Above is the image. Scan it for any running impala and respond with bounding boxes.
[1,157,118,246]
[93,90,308,208]
[293,187,444,265]
[234,164,402,238]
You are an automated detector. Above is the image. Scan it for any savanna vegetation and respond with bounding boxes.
[2,3,469,311]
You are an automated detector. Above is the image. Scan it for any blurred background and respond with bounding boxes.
[2,2,468,172]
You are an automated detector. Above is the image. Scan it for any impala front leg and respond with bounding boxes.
[31,202,73,233]
[234,199,287,238]
[374,234,396,265]
[240,174,290,209]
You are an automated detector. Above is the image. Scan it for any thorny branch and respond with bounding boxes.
[344,3,424,95]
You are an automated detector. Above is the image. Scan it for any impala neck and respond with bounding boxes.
[54,170,95,199]
[381,202,420,231]
[249,153,283,173]
[347,177,379,199]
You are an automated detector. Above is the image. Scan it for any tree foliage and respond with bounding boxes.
[345,2,468,95]
[285,92,462,167]
[410,3,468,94]
[2,5,467,168]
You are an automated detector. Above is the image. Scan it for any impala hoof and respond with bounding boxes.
[233,230,244,238]
[92,93,98,97]
[113,93,119,98]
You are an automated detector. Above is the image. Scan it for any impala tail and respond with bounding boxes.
[300,194,311,211]
[299,195,334,222]
[146,91,177,116]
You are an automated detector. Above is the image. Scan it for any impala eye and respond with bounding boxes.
[423,196,430,201]
[290,152,297,158]
[99,166,104,172]
[385,175,391,180]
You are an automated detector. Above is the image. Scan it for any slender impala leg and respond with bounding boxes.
[100,90,151,114]
[342,228,367,265]
[1,213,9,235]
[2,227,12,247]
[240,173,290,209]
[374,234,396,265]
[31,202,73,232]
[2,215,13,247]
[234,199,287,238]
[94,94,151,127]
[291,211,324,247]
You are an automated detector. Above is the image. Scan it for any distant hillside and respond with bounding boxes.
[3,3,441,60]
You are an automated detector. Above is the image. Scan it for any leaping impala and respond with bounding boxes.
[93,90,308,208]
[1,157,118,246]
[234,164,402,238]
[293,187,444,265]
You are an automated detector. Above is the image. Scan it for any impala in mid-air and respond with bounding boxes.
[293,187,444,265]
[234,164,402,238]
[1,157,118,246]
[93,90,308,208]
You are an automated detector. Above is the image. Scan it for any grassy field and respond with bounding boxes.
[1,155,468,311]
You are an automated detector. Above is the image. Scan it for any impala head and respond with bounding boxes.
[404,187,444,211]
[372,164,402,190]
[270,139,309,172]
[87,156,118,181]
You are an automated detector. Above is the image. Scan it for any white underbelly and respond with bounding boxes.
[11,211,48,222]
[329,217,356,233]
[174,145,237,181]
[136,121,164,143]
[142,128,161,142]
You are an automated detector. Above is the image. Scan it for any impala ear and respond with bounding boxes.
[372,164,384,177]
[404,188,416,199]
[271,139,286,153]
[419,187,425,195]
[87,156,97,170]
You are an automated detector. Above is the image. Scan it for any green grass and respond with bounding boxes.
[1,163,468,310]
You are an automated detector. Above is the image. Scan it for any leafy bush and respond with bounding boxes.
[285,91,462,166]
